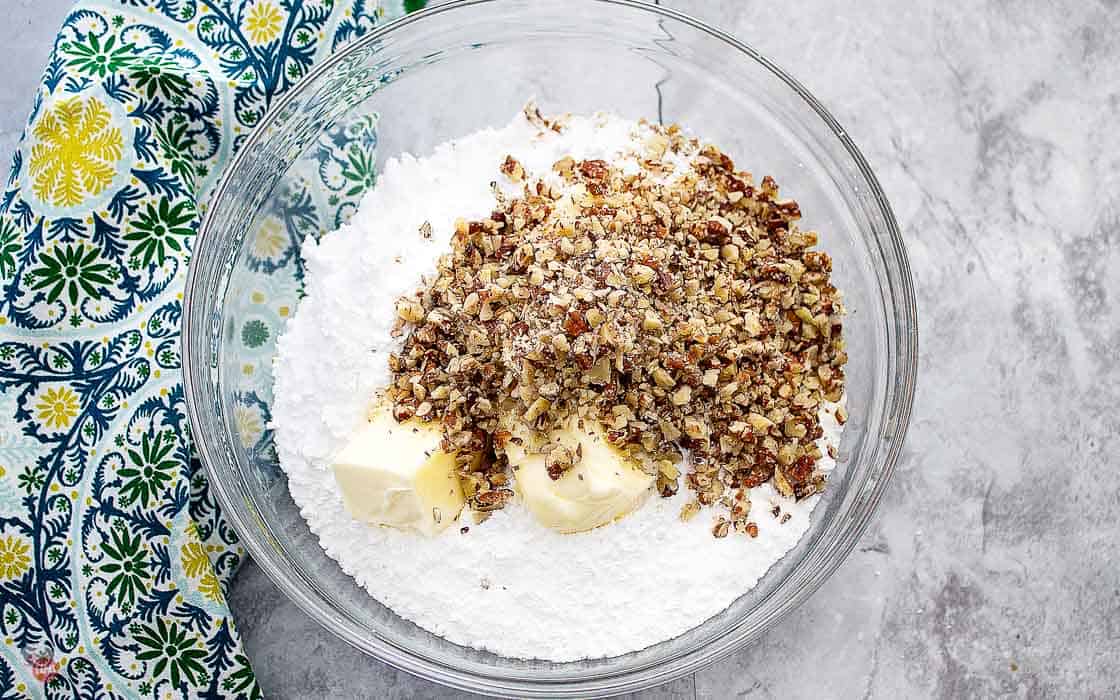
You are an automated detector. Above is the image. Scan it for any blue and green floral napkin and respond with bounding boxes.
[0,1,420,697]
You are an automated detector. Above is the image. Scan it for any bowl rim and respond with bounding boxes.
[183,0,919,696]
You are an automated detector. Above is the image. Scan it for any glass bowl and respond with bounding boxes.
[182,0,918,696]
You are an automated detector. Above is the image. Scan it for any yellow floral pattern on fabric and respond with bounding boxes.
[234,404,263,448]
[252,216,287,259]
[181,527,225,603]
[180,540,210,579]
[28,96,122,208]
[35,386,79,430]
[198,572,224,603]
[246,2,284,45]
[0,536,31,580]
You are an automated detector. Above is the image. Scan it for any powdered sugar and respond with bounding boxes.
[271,110,843,661]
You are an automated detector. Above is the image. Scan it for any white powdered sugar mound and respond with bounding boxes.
[271,110,844,661]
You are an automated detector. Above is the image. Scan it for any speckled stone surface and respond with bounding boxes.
[5,1,1119,697]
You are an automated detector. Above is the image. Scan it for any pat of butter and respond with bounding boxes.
[506,418,654,533]
[331,406,465,536]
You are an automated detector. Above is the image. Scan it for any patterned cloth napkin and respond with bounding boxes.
[0,1,421,696]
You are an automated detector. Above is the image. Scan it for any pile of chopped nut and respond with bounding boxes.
[386,119,846,536]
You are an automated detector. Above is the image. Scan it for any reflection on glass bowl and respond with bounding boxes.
[182,1,918,696]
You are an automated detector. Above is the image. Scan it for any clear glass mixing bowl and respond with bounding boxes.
[182,0,918,696]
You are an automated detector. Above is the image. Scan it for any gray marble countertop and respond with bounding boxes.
[5,1,1118,697]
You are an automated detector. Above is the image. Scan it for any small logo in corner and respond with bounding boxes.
[22,640,61,684]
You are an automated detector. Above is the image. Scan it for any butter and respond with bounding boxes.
[331,405,465,536]
[505,417,654,533]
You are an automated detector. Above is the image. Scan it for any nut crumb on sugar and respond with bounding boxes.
[388,118,845,532]
[271,106,846,661]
